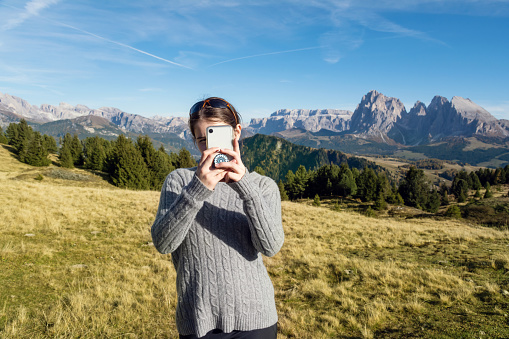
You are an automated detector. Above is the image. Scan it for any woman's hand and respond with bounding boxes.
[215,137,246,183]
[195,147,227,190]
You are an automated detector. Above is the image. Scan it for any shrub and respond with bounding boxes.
[445,205,462,219]
[364,206,376,218]
[330,201,342,212]
[312,194,321,207]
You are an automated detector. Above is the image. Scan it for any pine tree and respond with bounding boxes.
[426,189,441,213]
[25,132,50,166]
[59,133,74,168]
[439,183,449,206]
[6,123,19,145]
[398,167,429,209]
[176,147,197,168]
[83,136,107,171]
[0,126,7,144]
[441,188,450,205]
[356,167,378,202]
[374,192,387,211]
[293,165,309,199]
[451,178,469,202]
[469,172,482,190]
[458,190,467,203]
[106,135,150,190]
[395,192,404,205]
[484,182,493,199]
[12,119,33,161]
[284,170,296,200]
[61,133,73,150]
[153,150,175,190]
[136,135,175,190]
[338,166,357,197]
[474,188,481,198]
[309,164,339,197]
[70,134,83,166]
[59,144,74,168]
[168,151,179,169]
[376,172,391,201]
[278,180,289,201]
[43,135,58,154]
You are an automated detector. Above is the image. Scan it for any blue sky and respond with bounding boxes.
[1,0,508,122]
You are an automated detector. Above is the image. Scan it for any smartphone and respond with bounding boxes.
[206,125,234,164]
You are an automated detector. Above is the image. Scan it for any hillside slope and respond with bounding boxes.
[240,134,382,181]
[0,144,508,338]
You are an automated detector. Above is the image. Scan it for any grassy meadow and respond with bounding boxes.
[1,144,509,338]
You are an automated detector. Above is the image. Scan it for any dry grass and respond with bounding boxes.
[269,203,509,338]
[1,145,509,338]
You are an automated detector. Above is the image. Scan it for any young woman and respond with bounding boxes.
[151,97,284,339]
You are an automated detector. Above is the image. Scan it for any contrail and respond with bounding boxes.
[0,1,192,70]
[54,21,193,70]
[208,46,323,67]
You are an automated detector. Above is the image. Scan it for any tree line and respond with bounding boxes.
[275,164,440,212]
[1,120,196,190]
[2,119,57,166]
[276,162,509,214]
[2,120,509,209]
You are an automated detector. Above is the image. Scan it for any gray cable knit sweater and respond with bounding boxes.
[151,167,284,337]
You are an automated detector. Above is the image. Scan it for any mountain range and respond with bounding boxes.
[1,90,508,163]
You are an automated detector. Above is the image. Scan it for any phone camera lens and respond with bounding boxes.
[209,129,213,133]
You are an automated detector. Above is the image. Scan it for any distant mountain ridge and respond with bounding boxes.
[246,91,509,145]
[1,90,508,149]
[0,92,190,138]
[245,109,352,135]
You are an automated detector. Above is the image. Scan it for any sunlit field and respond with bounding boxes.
[1,144,508,338]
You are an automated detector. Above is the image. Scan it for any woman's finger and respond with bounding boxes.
[233,136,240,154]
[199,147,220,166]
[215,160,241,173]
[218,148,243,166]
[215,159,246,183]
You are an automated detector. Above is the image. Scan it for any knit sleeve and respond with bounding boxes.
[228,173,284,257]
[151,170,214,254]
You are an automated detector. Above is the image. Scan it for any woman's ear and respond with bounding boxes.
[234,124,242,139]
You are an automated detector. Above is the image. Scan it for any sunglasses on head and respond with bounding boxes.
[189,98,238,125]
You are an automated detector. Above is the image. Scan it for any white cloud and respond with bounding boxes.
[2,0,60,31]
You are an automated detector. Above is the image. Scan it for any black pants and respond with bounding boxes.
[179,323,277,339]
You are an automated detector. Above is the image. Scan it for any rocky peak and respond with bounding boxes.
[421,95,508,139]
[349,90,407,135]
[409,101,427,116]
[428,95,449,111]
[450,96,496,123]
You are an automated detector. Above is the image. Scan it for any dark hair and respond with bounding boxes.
[188,97,242,139]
